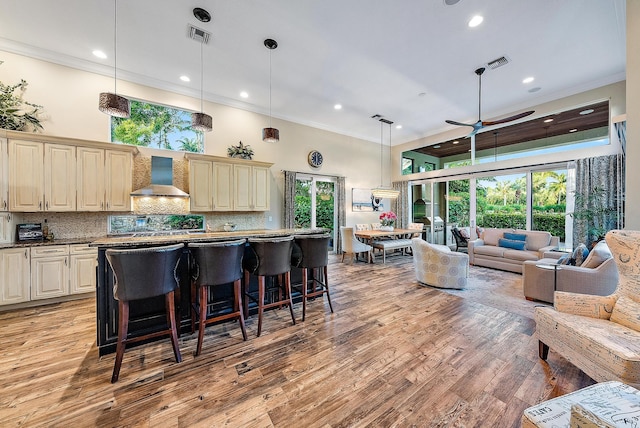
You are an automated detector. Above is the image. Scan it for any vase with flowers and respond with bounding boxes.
[379,211,397,231]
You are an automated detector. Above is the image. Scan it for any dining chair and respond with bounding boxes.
[340,226,372,263]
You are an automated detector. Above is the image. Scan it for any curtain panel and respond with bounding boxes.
[392,181,409,229]
[283,171,297,229]
[573,154,625,248]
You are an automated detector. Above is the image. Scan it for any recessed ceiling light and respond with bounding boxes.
[334,104,342,110]
[522,77,534,84]
[418,92,426,97]
[92,50,107,59]
[528,87,542,93]
[569,129,578,133]
[180,75,190,82]
[452,140,459,144]
[579,109,594,115]
[395,125,402,129]
[443,0,461,5]
[543,118,554,123]
[468,15,483,27]
[433,145,441,149]
[240,91,249,98]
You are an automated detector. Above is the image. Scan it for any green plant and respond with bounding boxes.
[569,186,621,246]
[0,64,43,131]
[227,141,254,160]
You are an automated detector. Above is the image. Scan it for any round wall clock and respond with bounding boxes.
[308,150,323,168]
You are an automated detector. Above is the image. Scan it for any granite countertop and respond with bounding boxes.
[0,237,105,250]
[89,228,329,248]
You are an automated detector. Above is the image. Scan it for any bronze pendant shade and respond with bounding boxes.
[262,127,279,143]
[99,92,130,118]
[191,112,213,132]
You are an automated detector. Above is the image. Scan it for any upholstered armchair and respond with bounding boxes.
[411,238,468,289]
[535,230,640,388]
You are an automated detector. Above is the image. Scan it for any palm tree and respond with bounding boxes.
[494,181,513,206]
[547,172,567,204]
[177,137,201,153]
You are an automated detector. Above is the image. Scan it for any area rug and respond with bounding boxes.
[438,265,551,319]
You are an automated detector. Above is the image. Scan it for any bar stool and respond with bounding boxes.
[291,234,333,321]
[189,239,247,356]
[243,236,295,337]
[105,243,184,383]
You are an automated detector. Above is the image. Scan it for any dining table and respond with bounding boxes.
[354,228,420,263]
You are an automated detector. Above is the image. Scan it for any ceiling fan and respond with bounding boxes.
[446,67,534,136]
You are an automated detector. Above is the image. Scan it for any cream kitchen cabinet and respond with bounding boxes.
[77,147,132,211]
[233,164,270,211]
[188,160,233,212]
[8,140,76,212]
[0,213,14,244]
[0,247,30,305]
[31,246,69,300]
[0,138,8,211]
[69,244,98,295]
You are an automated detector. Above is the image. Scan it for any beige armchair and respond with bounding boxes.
[535,230,640,388]
[522,240,618,303]
[411,238,468,289]
[340,226,372,263]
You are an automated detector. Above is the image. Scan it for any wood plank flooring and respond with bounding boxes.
[0,254,595,427]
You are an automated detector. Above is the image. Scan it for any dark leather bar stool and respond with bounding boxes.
[243,236,295,337]
[105,243,184,383]
[189,239,247,356]
[292,234,333,321]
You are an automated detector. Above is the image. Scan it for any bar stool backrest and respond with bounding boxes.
[106,243,184,302]
[292,235,330,269]
[189,239,246,286]
[244,236,294,276]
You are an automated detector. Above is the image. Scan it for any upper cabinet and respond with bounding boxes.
[0,138,8,211]
[1,130,136,213]
[187,154,272,212]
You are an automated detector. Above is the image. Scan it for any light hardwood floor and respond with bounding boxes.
[0,254,594,427]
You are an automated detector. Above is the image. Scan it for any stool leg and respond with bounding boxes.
[324,265,334,313]
[243,270,250,318]
[286,271,296,326]
[301,267,308,321]
[234,278,248,341]
[111,300,129,383]
[190,279,197,334]
[166,291,182,364]
[257,275,265,337]
[196,285,207,356]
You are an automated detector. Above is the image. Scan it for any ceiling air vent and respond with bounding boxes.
[188,25,211,44]
[487,56,509,70]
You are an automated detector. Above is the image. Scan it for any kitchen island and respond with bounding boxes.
[91,228,328,355]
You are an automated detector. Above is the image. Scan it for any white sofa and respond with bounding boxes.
[468,228,559,273]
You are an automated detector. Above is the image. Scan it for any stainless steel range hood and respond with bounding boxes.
[131,156,189,198]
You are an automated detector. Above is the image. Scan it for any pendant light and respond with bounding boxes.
[372,118,400,199]
[98,0,130,118]
[191,35,213,132]
[262,38,279,143]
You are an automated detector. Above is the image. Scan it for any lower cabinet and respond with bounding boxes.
[0,247,30,305]
[0,243,97,306]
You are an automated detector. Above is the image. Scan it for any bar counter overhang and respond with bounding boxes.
[92,228,328,355]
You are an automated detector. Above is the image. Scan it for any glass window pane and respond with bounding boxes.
[476,173,527,230]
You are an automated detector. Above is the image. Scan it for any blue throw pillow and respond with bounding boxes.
[572,243,589,267]
[557,254,573,265]
[503,232,527,242]
[498,238,526,251]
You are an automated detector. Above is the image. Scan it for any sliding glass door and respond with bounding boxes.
[295,174,336,250]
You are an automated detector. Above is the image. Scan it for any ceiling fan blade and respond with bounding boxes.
[445,119,475,127]
[482,110,535,127]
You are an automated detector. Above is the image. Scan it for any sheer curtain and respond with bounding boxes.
[573,154,625,248]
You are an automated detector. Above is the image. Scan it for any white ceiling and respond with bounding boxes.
[0,0,627,145]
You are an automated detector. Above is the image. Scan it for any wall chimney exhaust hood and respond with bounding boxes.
[131,156,189,198]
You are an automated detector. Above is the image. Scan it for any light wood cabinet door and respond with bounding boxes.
[212,162,233,211]
[0,213,13,244]
[0,248,30,305]
[76,147,105,211]
[0,139,8,211]
[189,159,213,212]
[70,252,97,295]
[9,140,43,212]
[44,144,76,211]
[105,150,132,211]
[31,247,69,300]
[252,165,270,211]
[233,164,252,211]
